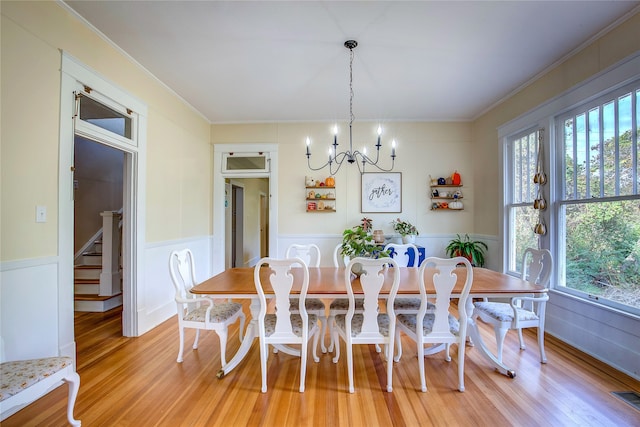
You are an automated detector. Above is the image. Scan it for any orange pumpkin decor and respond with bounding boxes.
[452,171,461,185]
[325,176,335,187]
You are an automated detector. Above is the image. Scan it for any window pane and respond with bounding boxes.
[588,107,601,197]
[225,155,267,171]
[563,200,640,310]
[602,100,616,197]
[509,206,538,273]
[618,93,633,194]
[79,95,132,139]
[512,131,537,203]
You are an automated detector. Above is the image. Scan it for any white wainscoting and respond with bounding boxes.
[139,235,214,335]
[546,291,640,380]
[0,258,61,361]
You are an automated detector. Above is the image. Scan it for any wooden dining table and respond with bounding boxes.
[191,266,547,380]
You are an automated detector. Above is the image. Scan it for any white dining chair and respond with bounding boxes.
[473,248,552,363]
[169,249,245,367]
[285,243,328,353]
[332,257,400,393]
[395,256,474,392]
[254,257,320,392]
[384,243,428,316]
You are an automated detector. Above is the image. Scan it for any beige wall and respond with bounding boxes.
[1,1,212,262]
[212,121,475,238]
[471,11,640,236]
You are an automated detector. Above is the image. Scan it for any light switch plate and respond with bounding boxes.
[36,205,47,223]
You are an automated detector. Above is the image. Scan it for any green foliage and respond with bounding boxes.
[391,218,418,236]
[445,234,488,267]
[340,225,389,259]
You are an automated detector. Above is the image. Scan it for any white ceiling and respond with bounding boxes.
[63,1,639,124]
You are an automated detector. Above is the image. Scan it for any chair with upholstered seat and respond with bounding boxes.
[285,243,328,353]
[169,249,245,367]
[395,256,474,392]
[473,248,552,363]
[254,257,320,392]
[332,257,400,393]
[384,243,427,315]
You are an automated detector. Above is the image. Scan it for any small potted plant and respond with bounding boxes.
[391,218,419,244]
[340,224,390,276]
[445,233,488,267]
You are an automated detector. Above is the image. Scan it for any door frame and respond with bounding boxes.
[60,53,147,338]
[212,144,278,273]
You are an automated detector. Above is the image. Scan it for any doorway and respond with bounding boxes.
[73,137,125,321]
[224,178,269,268]
[213,144,278,273]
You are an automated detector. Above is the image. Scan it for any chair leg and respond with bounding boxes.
[319,316,327,353]
[493,326,509,364]
[444,343,452,362]
[238,312,246,342]
[518,328,526,350]
[177,327,186,363]
[218,329,228,367]
[347,342,354,393]
[418,342,427,392]
[393,330,402,362]
[300,340,308,393]
[327,315,336,353]
[193,329,200,350]
[457,341,466,392]
[538,326,548,364]
[311,329,320,363]
[64,371,81,426]
[386,340,394,392]
[332,328,341,363]
[260,341,268,393]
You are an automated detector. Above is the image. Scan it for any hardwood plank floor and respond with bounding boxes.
[3,302,639,426]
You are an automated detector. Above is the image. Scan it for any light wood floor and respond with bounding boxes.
[4,301,639,426]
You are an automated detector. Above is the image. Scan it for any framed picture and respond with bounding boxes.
[361,172,402,213]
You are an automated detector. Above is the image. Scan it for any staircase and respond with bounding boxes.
[74,211,123,312]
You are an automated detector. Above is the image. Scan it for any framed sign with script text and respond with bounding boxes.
[361,172,402,213]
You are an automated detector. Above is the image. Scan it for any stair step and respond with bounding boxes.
[74,264,101,270]
[74,293,123,312]
[74,293,122,301]
[74,278,100,284]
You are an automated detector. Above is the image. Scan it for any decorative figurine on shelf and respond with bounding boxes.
[325,176,335,187]
[305,176,315,187]
[452,170,461,185]
[437,177,446,185]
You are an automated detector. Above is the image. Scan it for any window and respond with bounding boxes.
[556,82,640,314]
[505,129,541,276]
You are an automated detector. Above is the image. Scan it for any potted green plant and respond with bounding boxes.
[340,225,389,259]
[391,218,419,244]
[445,233,488,267]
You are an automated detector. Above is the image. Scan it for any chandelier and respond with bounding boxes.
[306,40,396,176]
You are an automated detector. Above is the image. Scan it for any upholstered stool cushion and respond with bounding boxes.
[334,313,391,337]
[396,313,460,336]
[183,301,243,323]
[474,301,539,322]
[264,314,318,337]
[0,357,73,401]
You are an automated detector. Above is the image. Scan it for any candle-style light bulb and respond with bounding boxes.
[391,139,396,157]
[376,125,382,147]
[306,137,311,156]
[328,147,333,162]
[363,147,367,156]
